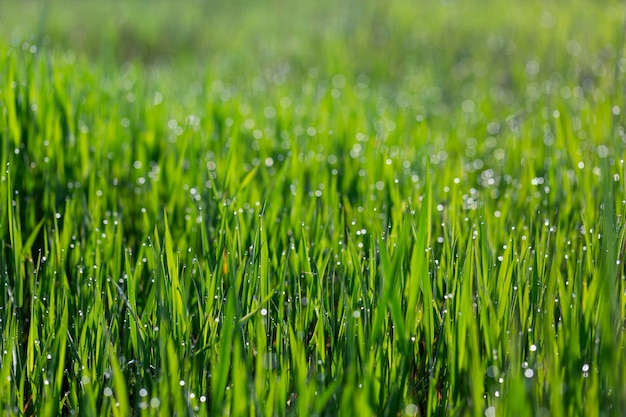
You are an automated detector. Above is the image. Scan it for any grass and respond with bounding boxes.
[1,0,626,415]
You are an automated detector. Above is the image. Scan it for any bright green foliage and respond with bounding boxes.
[1,0,626,416]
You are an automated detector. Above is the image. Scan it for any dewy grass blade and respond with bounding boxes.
[106,340,130,416]
[6,171,25,308]
[163,211,187,339]
[212,285,237,415]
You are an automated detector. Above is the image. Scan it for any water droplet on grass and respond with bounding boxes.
[404,404,418,416]
[597,145,609,158]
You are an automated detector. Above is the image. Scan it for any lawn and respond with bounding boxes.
[1,0,626,415]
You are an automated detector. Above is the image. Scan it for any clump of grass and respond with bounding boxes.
[1,0,626,416]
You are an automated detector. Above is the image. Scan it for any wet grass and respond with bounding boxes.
[1,0,626,415]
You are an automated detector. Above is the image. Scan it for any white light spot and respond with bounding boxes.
[404,404,418,416]
[597,145,609,158]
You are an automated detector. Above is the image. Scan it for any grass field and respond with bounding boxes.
[1,0,626,415]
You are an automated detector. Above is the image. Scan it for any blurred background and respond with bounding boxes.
[1,0,625,139]
[1,0,624,87]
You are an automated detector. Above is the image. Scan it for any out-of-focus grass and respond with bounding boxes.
[3,0,624,84]
[1,0,626,416]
